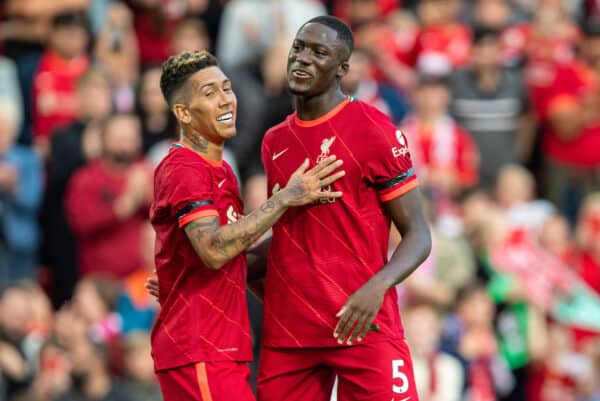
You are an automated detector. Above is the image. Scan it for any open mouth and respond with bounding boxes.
[216,112,233,123]
[292,69,312,79]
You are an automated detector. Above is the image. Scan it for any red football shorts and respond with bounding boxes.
[156,361,255,401]
[258,339,419,401]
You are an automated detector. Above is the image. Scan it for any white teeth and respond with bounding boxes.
[293,70,309,77]
[216,112,233,122]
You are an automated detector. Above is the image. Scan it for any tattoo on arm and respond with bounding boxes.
[184,196,287,268]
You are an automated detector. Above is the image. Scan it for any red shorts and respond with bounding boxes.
[258,340,419,401]
[156,361,255,401]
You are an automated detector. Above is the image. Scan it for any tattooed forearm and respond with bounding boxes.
[184,193,289,269]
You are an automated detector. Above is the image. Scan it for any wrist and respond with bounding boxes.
[272,188,292,208]
[371,273,394,292]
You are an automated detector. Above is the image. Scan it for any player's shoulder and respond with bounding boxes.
[346,99,394,128]
[344,99,397,139]
[155,146,208,180]
[263,115,293,145]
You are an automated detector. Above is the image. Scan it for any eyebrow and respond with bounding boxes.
[196,79,231,91]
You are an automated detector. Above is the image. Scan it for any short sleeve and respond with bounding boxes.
[168,163,219,228]
[362,108,418,202]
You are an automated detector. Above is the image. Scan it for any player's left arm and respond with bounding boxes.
[333,189,431,345]
[334,109,431,345]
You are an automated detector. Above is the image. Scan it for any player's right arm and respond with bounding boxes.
[184,156,344,270]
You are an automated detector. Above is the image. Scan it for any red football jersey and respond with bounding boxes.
[261,98,419,348]
[149,144,252,371]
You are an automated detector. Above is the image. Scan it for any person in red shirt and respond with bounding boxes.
[258,16,431,401]
[31,11,90,158]
[66,113,152,279]
[401,75,479,196]
[574,193,600,295]
[413,0,472,73]
[150,50,345,401]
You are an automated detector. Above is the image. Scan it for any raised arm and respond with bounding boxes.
[184,156,344,270]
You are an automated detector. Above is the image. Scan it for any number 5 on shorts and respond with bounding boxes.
[392,359,409,394]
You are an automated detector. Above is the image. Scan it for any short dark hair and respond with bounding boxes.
[160,50,219,106]
[472,26,501,45]
[51,11,88,30]
[301,15,354,57]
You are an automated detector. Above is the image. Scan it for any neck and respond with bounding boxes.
[180,130,223,162]
[294,87,347,121]
[475,67,501,91]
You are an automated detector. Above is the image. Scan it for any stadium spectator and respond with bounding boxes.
[573,193,600,296]
[55,335,134,401]
[0,284,34,400]
[450,28,533,188]
[121,332,162,401]
[0,56,23,134]
[341,47,393,118]
[94,2,140,113]
[42,68,112,307]
[66,114,151,279]
[117,223,158,335]
[31,11,90,158]
[402,74,479,197]
[136,66,176,154]
[170,17,211,55]
[404,301,464,401]
[0,100,43,289]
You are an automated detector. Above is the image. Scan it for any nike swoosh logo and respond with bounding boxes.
[217,179,226,188]
[272,148,289,160]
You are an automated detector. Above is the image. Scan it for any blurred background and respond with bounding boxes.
[0,0,599,400]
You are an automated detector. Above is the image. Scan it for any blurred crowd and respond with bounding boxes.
[0,0,599,401]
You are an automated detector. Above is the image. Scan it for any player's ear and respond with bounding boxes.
[337,60,349,79]
[173,103,191,125]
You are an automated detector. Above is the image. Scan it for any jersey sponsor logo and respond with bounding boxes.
[392,130,409,158]
[272,148,289,160]
[217,178,226,188]
[316,136,338,204]
[226,205,241,224]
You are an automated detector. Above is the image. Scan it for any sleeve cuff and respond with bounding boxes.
[178,209,219,228]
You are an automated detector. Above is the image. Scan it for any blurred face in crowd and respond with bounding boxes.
[474,0,510,29]
[345,0,381,27]
[341,50,371,95]
[0,287,31,339]
[539,215,571,257]
[495,165,534,209]
[414,81,450,118]
[171,20,210,55]
[78,72,112,121]
[404,304,441,357]
[582,34,600,74]
[102,114,142,167]
[472,35,503,70]
[174,66,237,143]
[124,335,155,382]
[418,0,451,26]
[576,196,600,255]
[287,23,349,97]
[457,287,495,328]
[140,68,168,115]
[72,279,111,325]
[50,23,89,60]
